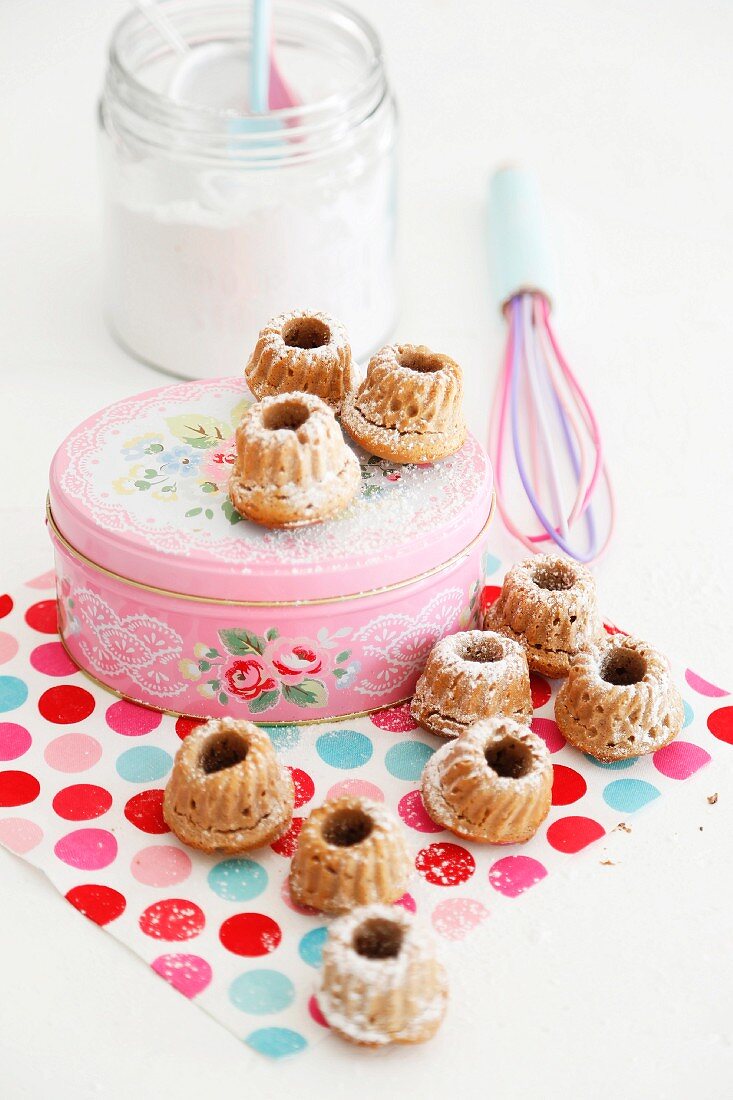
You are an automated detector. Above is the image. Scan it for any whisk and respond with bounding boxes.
[487,168,615,563]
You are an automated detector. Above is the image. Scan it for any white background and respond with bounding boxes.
[1,2,732,1097]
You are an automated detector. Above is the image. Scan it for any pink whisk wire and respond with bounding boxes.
[489,291,615,563]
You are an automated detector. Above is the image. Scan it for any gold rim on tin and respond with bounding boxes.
[57,634,415,727]
[46,493,495,608]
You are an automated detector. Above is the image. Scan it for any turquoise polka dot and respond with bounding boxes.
[603,778,661,812]
[583,754,636,771]
[482,551,501,575]
[245,1027,307,1059]
[298,926,328,968]
[316,728,372,769]
[208,859,267,902]
[116,745,172,783]
[230,970,295,1014]
[0,677,28,713]
[261,725,301,753]
[683,700,694,728]
[385,740,435,781]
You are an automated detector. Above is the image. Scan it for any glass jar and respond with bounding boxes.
[99,0,397,379]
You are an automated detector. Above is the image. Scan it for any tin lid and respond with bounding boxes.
[49,378,493,602]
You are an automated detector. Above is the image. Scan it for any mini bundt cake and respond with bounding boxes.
[484,554,604,678]
[289,796,411,913]
[411,629,532,738]
[341,343,466,463]
[555,634,684,761]
[163,718,294,853]
[421,717,552,844]
[318,903,448,1047]
[228,391,360,527]
[245,310,354,411]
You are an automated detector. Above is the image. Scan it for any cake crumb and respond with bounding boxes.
[600,859,616,866]
[614,822,632,833]
[707,793,718,805]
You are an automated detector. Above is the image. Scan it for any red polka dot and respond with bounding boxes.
[38,685,95,725]
[370,704,418,733]
[603,620,627,636]
[531,716,566,753]
[308,995,329,1028]
[0,770,40,807]
[106,700,161,737]
[270,817,303,857]
[551,764,587,805]
[30,642,78,677]
[398,789,444,832]
[219,913,282,956]
[139,899,205,941]
[479,585,502,613]
[53,784,113,821]
[530,673,551,709]
[0,595,13,620]
[65,884,126,926]
[124,789,169,834]
[287,767,315,809]
[415,841,475,886]
[175,716,203,740]
[708,706,733,746]
[547,815,605,853]
[25,599,59,634]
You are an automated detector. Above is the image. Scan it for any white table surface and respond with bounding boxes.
[1,2,731,1097]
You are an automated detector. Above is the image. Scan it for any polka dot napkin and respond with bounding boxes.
[0,564,730,1060]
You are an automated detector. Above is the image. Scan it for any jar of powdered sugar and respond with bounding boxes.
[99,0,397,379]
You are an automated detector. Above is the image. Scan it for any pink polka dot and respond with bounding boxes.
[0,632,18,665]
[653,740,711,780]
[44,733,102,773]
[106,699,162,737]
[26,569,56,590]
[151,954,212,998]
[131,845,192,887]
[308,995,329,1028]
[488,855,548,897]
[326,778,385,802]
[531,717,566,753]
[280,877,319,915]
[370,704,418,733]
[393,892,417,913]
[0,723,31,761]
[547,816,605,854]
[0,816,43,854]
[30,642,78,677]
[684,668,728,698]
[431,898,489,940]
[398,789,444,833]
[54,828,118,870]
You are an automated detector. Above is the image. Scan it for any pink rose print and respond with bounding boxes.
[224,658,277,701]
[269,638,325,685]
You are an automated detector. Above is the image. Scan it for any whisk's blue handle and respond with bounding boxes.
[488,167,555,311]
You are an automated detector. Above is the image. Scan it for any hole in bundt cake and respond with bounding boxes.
[532,559,576,591]
[353,917,404,960]
[397,347,445,374]
[282,316,331,350]
[200,732,248,774]
[600,647,647,686]
[461,635,504,663]
[322,807,373,847]
[485,737,532,779]
[262,399,311,432]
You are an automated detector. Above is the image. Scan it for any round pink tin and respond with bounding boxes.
[48,378,494,723]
